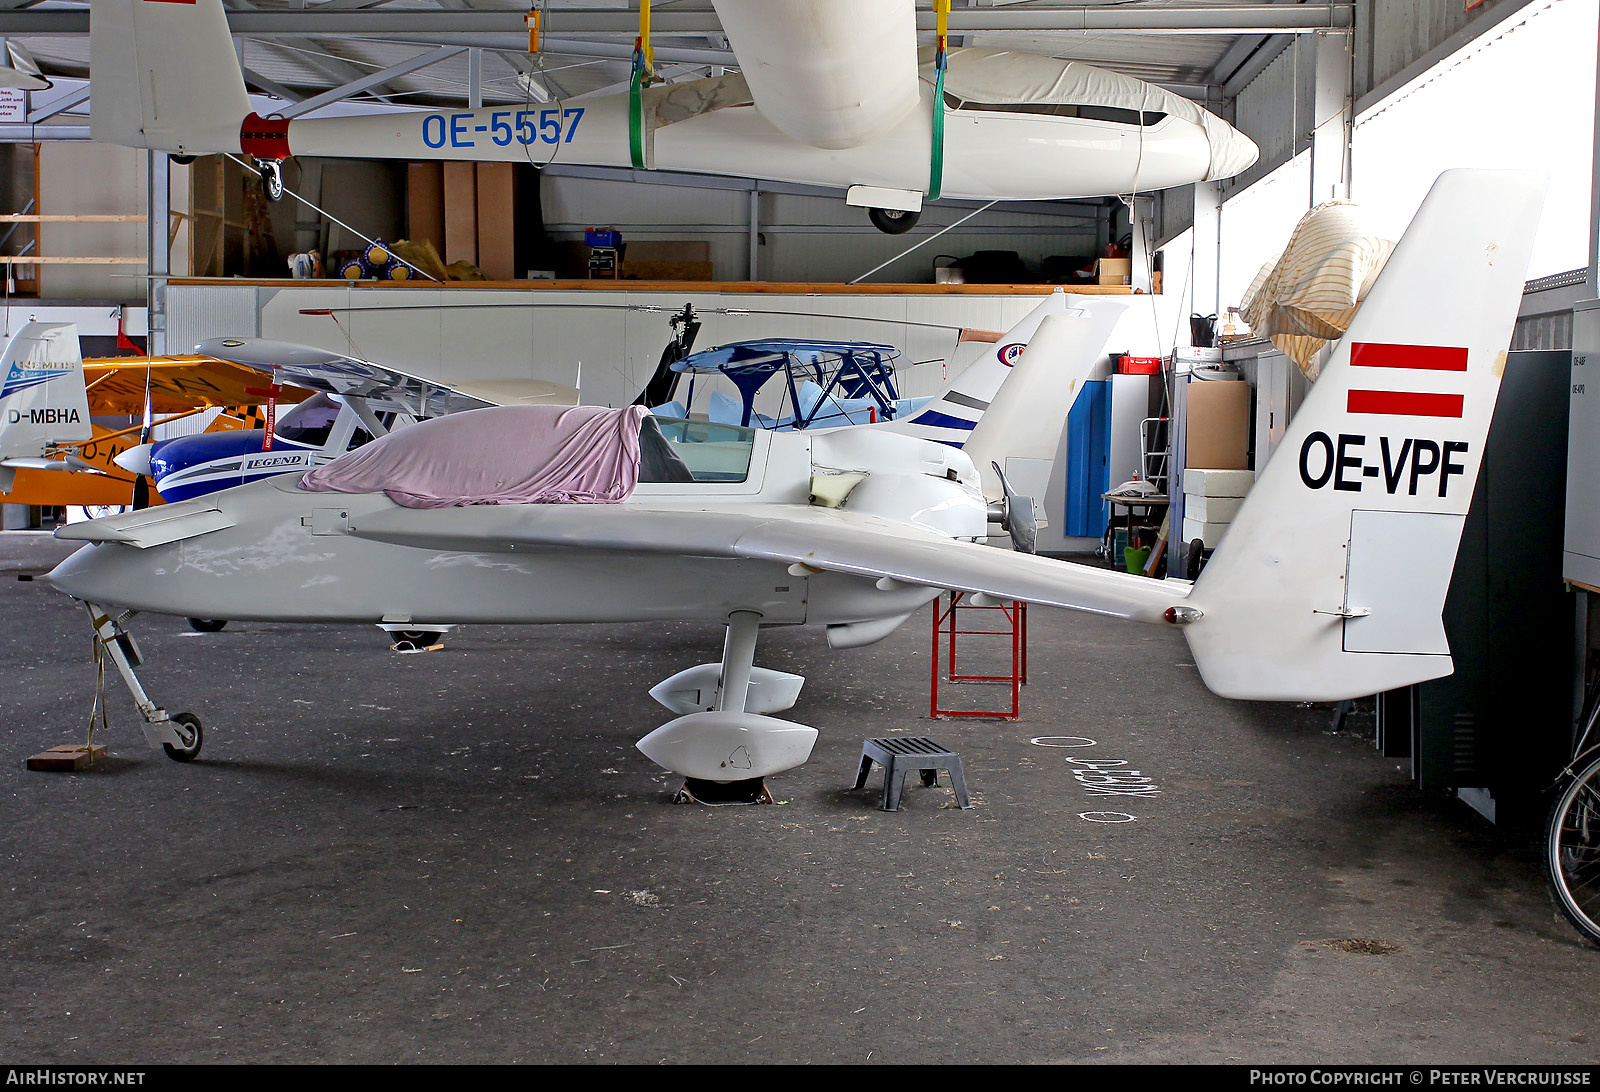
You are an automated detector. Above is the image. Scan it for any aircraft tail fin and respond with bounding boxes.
[873,289,1070,446]
[962,302,1126,520]
[1182,169,1547,701]
[91,0,251,155]
[0,322,92,491]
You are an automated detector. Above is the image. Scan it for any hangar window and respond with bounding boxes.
[1350,0,1597,279]
[942,94,1166,128]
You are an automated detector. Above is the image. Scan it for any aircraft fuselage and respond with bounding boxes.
[49,425,985,638]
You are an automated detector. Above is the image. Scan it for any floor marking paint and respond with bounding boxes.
[1066,757,1162,798]
[1026,736,1158,821]
[1077,811,1137,824]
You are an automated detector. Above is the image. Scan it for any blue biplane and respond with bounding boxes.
[654,339,934,431]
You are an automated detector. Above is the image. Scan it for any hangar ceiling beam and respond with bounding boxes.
[302,0,397,9]
[0,6,1357,37]
[431,0,553,95]
[261,35,413,103]
[25,83,87,124]
[1205,0,1300,94]
[222,0,411,102]
[276,44,464,119]
[0,125,85,140]
[240,65,302,105]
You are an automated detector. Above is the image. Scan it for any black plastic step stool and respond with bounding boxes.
[853,736,972,811]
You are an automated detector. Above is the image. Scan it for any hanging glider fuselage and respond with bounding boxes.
[240,74,1230,203]
[89,0,1259,208]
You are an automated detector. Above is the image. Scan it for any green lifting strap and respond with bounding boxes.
[928,54,947,201]
[628,50,646,170]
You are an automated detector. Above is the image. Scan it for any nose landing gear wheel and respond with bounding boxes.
[868,206,920,234]
[162,712,203,763]
[186,618,227,633]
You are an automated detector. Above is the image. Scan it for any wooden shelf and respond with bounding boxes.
[0,255,145,264]
[0,214,147,223]
[166,277,1140,295]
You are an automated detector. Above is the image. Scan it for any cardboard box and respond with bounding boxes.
[1095,257,1131,285]
[621,240,713,281]
[1184,380,1249,471]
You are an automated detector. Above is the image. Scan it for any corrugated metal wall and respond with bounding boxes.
[1513,270,1589,350]
[167,285,259,355]
[1228,36,1320,198]
[1153,184,1195,251]
[539,174,1104,285]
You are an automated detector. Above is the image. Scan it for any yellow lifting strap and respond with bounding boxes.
[640,0,654,76]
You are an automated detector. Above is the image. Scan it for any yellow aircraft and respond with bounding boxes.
[2,345,310,510]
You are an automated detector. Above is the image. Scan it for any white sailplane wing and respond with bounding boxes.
[195,338,580,418]
[196,337,492,417]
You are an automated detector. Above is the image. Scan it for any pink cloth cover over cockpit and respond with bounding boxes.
[300,403,648,508]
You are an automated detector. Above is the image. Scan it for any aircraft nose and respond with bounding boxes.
[44,540,155,608]
[1206,118,1260,180]
[43,541,104,600]
[113,443,153,477]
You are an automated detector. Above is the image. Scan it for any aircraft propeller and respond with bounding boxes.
[633,303,702,409]
[989,461,1037,555]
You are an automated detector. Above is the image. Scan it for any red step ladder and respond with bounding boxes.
[930,591,1027,719]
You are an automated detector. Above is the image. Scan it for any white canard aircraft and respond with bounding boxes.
[88,0,1258,232]
[45,170,1544,785]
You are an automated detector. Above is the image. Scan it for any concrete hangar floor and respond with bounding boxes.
[1,530,1597,1065]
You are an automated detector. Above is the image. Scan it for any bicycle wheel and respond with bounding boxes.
[1546,752,1600,946]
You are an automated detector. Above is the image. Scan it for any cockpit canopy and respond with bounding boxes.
[298,404,759,508]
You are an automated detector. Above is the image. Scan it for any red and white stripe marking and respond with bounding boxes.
[1347,342,1468,419]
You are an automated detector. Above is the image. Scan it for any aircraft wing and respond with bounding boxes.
[83,355,317,414]
[347,502,1183,624]
[56,498,235,548]
[195,338,578,417]
[732,516,1182,623]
